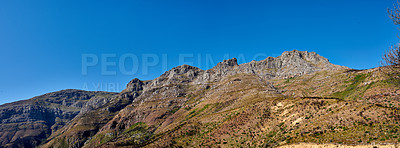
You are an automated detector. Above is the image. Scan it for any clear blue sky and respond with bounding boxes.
[0,0,398,104]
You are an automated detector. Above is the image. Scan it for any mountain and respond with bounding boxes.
[1,50,400,148]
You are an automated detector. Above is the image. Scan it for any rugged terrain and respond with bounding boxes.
[1,50,400,148]
[0,90,117,148]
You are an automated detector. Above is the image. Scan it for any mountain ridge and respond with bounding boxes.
[146,50,347,88]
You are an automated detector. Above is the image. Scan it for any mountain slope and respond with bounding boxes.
[0,89,117,148]
[42,80,146,148]
[85,68,400,147]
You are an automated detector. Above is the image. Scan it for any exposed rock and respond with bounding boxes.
[125,78,145,92]
[149,64,204,87]
[194,50,347,84]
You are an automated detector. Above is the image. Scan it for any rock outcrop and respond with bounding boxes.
[148,64,204,87]
[195,50,347,83]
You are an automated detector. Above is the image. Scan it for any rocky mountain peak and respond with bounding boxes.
[279,50,330,65]
[216,58,238,67]
[125,78,144,92]
[152,50,347,85]
[255,50,344,78]
[166,64,203,75]
[149,64,204,87]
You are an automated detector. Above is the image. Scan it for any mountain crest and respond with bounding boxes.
[151,50,347,85]
[279,50,331,65]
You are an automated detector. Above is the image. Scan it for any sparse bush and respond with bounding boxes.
[383,1,400,83]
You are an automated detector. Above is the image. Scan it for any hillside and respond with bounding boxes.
[0,89,117,148]
[1,50,400,148]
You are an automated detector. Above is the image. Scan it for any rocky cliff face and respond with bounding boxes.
[235,50,344,80]
[0,89,116,148]
[42,79,146,148]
